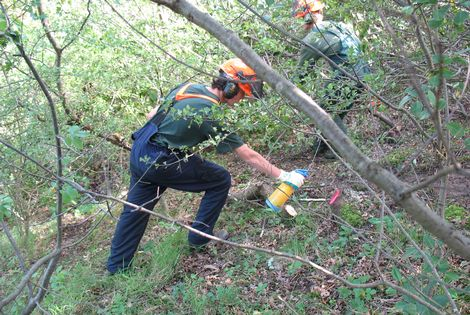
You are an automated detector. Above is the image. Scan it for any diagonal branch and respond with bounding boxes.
[149,0,470,260]
[1,222,34,299]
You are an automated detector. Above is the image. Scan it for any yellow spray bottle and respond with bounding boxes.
[266,169,308,212]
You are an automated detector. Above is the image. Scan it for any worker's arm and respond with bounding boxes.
[234,144,306,186]
[146,105,159,120]
[234,144,281,178]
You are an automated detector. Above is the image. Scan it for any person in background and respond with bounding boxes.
[293,0,371,159]
[107,58,307,274]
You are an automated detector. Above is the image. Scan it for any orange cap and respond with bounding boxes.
[219,58,259,97]
[292,0,325,18]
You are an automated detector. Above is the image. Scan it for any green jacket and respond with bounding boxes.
[151,83,244,154]
[298,21,369,79]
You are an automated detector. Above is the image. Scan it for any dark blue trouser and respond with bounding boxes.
[107,138,231,274]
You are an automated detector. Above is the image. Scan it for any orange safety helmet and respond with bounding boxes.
[292,0,325,19]
[219,58,263,99]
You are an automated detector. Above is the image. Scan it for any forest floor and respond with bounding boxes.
[2,111,468,314]
[48,113,469,314]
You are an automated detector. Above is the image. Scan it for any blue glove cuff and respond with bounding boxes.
[294,169,309,177]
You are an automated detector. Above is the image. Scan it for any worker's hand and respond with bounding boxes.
[278,170,306,189]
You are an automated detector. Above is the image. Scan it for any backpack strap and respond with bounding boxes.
[175,83,219,105]
[148,83,218,128]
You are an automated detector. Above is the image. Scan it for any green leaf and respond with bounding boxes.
[437,99,446,110]
[410,101,430,120]
[434,5,450,20]
[437,259,449,273]
[442,68,455,79]
[76,204,94,215]
[454,11,469,25]
[451,55,467,65]
[65,125,88,149]
[444,272,461,282]
[147,89,159,102]
[428,5,450,29]
[0,19,6,32]
[427,90,436,106]
[428,18,443,28]
[0,194,13,220]
[429,74,440,88]
[338,286,351,299]
[423,233,435,248]
[402,6,414,15]
[405,87,418,97]
[398,95,411,108]
[464,138,470,150]
[385,287,397,295]
[447,122,465,138]
[62,185,80,205]
[391,267,403,282]
[265,0,275,6]
[395,301,417,314]
[368,217,381,225]
[432,294,449,307]
[432,54,452,65]
[68,125,88,138]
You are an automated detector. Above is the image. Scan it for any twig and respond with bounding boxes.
[1,4,65,313]
[277,295,300,315]
[0,250,60,309]
[1,222,34,299]
[299,198,326,202]
[399,164,461,198]
[454,56,469,116]
[260,218,266,238]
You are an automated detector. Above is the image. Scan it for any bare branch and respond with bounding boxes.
[0,250,60,310]
[1,222,34,299]
[399,163,461,198]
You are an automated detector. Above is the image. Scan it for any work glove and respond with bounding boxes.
[277,169,307,189]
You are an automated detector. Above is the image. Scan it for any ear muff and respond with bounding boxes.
[221,72,240,99]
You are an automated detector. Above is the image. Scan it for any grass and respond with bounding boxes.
[40,229,186,314]
[2,180,468,314]
[445,204,469,229]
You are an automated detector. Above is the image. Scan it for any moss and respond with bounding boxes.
[383,147,414,167]
[340,204,365,227]
[445,204,469,230]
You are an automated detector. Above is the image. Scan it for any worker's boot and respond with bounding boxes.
[323,116,349,159]
[312,138,328,155]
[189,230,229,251]
[214,229,229,241]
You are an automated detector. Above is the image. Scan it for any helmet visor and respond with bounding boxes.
[250,80,264,99]
[238,74,264,99]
